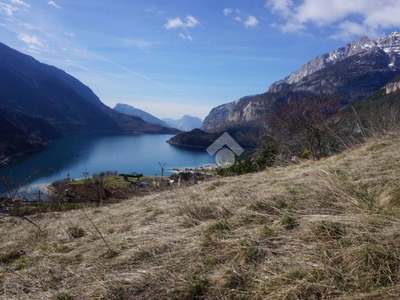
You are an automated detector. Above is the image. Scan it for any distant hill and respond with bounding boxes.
[0,42,178,158]
[163,115,202,131]
[113,103,170,128]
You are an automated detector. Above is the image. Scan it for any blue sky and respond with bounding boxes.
[1,0,400,119]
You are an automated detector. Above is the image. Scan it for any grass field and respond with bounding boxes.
[2,133,400,299]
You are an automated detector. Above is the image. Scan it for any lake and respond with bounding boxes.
[0,133,215,188]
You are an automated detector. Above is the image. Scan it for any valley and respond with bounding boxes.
[0,43,179,160]
[2,132,400,299]
[2,17,400,299]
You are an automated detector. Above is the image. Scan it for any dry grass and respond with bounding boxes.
[2,133,400,299]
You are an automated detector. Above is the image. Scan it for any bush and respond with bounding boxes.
[300,148,311,159]
[54,292,74,300]
[281,214,299,230]
[67,226,85,239]
[217,138,278,177]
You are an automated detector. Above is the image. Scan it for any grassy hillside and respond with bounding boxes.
[2,133,400,299]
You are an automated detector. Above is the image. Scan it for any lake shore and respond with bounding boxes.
[19,162,218,195]
[166,163,218,174]
[0,133,215,188]
[0,146,49,167]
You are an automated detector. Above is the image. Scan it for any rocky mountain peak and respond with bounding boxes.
[376,32,400,56]
[342,35,375,56]
[268,32,400,92]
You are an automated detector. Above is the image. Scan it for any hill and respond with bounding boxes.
[163,115,203,131]
[0,42,178,158]
[113,103,170,128]
[0,104,61,159]
[2,133,400,299]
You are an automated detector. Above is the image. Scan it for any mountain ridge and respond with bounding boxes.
[113,103,170,128]
[268,31,400,92]
[199,32,400,134]
[163,115,203,131]
[0,42,178,158]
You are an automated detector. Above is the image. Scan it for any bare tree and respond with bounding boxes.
[0,168,49,232]
[272,94,340,158]
[80,171,106,206]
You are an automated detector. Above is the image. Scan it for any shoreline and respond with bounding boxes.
[0,146,49,166]
[166,140,209,149]
[30,162,218,190]
[166,163,218,174]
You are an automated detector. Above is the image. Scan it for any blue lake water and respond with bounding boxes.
[0,133,215,188]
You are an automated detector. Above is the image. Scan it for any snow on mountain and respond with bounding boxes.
[201,32,400,133]
[269,32,400,92]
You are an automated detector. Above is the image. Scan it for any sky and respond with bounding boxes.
[1,1,400,119]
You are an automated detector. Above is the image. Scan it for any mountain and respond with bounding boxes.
[268,32,400,92]
[200,32,400,134]
[0,104,61,159]
[201,92,293,133]
[0,43,178,158]
[163,115,203,131]
[113,103,169,127]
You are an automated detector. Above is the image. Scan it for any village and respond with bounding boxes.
[0,163,219,214]
[47,165,217,206]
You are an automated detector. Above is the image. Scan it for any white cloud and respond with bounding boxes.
[178,33,193,41]
[266,0,400,39]
[165,17,184,29]
[223,8,259,29]
[265,0,293,17]
[11,0,30,8]
[17,33,42,46]
[48,1,61,9]
[0,3,18,16]
[186,15,200,28]
[64,31,75,37]
[364,4,400,29]
[223,8,232,16]
[294,0,368,25]
[331,20,378,40]
[165,15,200,30]
[244,16,259,28]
